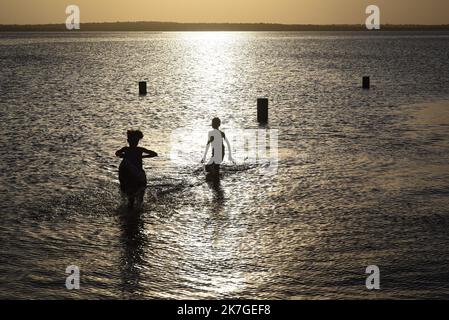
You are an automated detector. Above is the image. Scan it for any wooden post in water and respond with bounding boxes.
[139,81,147,95]
[363,76,370,89]
[257,98,269,124]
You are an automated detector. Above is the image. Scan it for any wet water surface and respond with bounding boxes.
[1,31,449,299]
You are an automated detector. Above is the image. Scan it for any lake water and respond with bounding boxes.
[1,31,449,299]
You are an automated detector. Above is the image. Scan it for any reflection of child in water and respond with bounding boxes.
[116,130,158,208]
[201,118,235,176]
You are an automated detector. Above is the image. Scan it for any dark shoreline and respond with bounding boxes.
[1,21,449,32]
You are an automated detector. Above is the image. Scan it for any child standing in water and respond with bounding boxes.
[116,130,158,208]
[201,117,235,177]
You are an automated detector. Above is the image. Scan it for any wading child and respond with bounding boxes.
[201,118,235,178]
[116,130,158,208]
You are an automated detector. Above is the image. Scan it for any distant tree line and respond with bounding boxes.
[1,21,449,32]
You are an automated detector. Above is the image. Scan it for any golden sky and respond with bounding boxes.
[0,0,448,25]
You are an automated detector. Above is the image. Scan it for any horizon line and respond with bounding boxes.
[2,20,449,27]
[1,21,449,32]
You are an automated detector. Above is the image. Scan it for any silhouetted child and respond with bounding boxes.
[116,130,158,208]
[201,118,235,178]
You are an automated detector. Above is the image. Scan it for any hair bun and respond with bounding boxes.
[127,130,144,141]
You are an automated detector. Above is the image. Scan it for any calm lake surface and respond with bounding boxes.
[1,31,449,299]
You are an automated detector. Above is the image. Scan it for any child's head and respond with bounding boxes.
[212,117,221,129]
[127,130,144,147]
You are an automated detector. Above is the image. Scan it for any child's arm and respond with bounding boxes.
[141,148,158,159]
[115,147,126,158]
[224,135,235,163]
[201,134,212,163]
